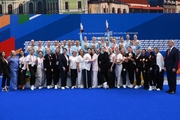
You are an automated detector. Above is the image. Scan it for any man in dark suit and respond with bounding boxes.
[59,48,69,90]
[164,40,179,94]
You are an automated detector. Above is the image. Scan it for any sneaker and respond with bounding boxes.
[30,86,34,91]
[61,87,65,90]
[156,88,161,91]
[39,86,43,89]
[2,87,5,92]
[129,84,133,88]
[117,85,120,88]
[5,86,9,92]
[47,86,51,89]
[57,85,61,88]
[148,86,153,91]
[66,86,69,89]
[54,85,58,90]
[98,85,103,88]
[80,85,84,88]
[50,85,53,88]
[71,86,75,89]
[123,85,126,88]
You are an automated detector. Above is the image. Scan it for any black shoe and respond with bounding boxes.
[169,91,175,94]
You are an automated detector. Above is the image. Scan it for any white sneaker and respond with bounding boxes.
[98,85,103,88]
[57,85,61,88]
[61,87,65,90]
[156,88,161,91]
[71,86,75,89]
[117,85,120,88]
[80,85,84,88]
[129,84,133,88]
[66,86,69,89]
[39,86,43,89]
[30,86,34,90]
[123,85,126,88]
[54,85,58,90]
[148,86,153,91]
[47,86,51,89]
[50,85,53,88]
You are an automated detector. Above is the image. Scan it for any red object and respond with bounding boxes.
[119,0,148,4]
[0,37,15,58]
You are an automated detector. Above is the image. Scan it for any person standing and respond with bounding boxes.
[52,48,61,89]
[141,49,149,90]
[44,49,54,89]
[164,40,179,94]
[127,46,136,88]
[147,47,156,91]
[36,51,45,89]
[0,52,11,92]
[98,46,110,89]
[82,48,92,89]
[109,48,116,89]
[76,49,84,88]
[89,48,98,88]
[154,47,164,91]
[18,50,26,90]
[8,50,19,90]
[59,48,69,90]
[121,48,128,88]
[26,49,37,90]
[113,47,123,88]
[69,50,78,89]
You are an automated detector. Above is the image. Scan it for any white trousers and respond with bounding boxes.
[115,64,122,86]
[36,68,45,86]
[77,68,83,86]
[92,71,98,88]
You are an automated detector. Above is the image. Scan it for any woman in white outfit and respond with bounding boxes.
[36,51,45,89]
[76,49,84,88]
[114,47,123,88]
[69,50,78,89]
[89,49,98,88]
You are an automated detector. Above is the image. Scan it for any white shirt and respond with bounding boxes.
[115,53,123,64]
[19,56,25,68]
[69,56,77,69]
[77,55,84,69]
[156,52,164,71]
[37,57,44,69]
[83,53,92,71]
[109,53,115,63]
[22,57,27,70]
[26,54,37,66]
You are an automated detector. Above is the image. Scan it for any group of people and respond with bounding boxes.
[0,32,179,94]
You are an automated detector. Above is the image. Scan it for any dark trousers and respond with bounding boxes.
[99,67,109,85]
[29,65,36,86]
[18,68,26,86]
[82,69,91,88]
[148,69,156,86]
[109,63,115,88]
[167,69,177,92]
[156,69,164,90]
[53,65,60,85]
[122,68,127,85]
[142,70,148,89]
[71,69,77,86]
[46,68,53,86]
[128,65,134,84]
[60,69,68,87]
[98,71,103,85]
[2,73,11,87]
[135,68,141,86]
